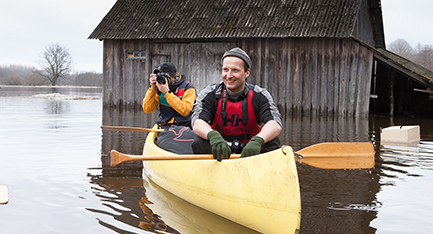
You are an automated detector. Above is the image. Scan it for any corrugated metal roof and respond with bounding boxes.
[89,0,366,40]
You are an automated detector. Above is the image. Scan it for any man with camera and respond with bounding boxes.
[143,62,196,127]
[191,48,282,161]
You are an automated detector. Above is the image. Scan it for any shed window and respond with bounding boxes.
[126,51,147,60]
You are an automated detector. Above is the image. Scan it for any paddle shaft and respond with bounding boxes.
[111,150,241,166]
[110,142,375,169]
[102,125,374,169]
[101,126,164,133]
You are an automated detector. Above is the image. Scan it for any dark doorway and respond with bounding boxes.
[369,59,433,117]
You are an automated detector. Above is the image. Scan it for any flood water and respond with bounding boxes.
[1,85,433,233]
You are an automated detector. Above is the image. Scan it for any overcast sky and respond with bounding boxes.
[0,0,432,73]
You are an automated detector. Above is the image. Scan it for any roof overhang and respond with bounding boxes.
[352,37,433,89]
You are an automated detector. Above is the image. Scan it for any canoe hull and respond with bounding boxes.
[143,128,301,233]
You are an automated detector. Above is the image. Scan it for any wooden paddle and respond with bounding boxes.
[101,126,164,133]
[110,142,375,169]
[295,142,375,169]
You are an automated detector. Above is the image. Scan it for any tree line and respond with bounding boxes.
[0,64,103,86]
[387,38,433,71]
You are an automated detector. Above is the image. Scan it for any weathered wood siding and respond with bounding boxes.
[239,38,373,117]
[103,40,233,108]
[103,38,373,117]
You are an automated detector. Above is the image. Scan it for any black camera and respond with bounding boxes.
[156,73,169,84]
[227,140,246,154]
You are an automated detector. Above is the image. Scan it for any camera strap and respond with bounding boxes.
[221,89,228,126]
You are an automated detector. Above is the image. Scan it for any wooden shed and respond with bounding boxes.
[89,0,433,118]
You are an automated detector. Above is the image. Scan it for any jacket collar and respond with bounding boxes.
[215,81,250,101]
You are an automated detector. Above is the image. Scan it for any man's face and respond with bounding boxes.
[222,56,249,93]
[167,73,176,84]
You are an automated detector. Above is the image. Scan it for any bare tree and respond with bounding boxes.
[34,43,73,86]
[388,38,415,60]
[414,44,433,71]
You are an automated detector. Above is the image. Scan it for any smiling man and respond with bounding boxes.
[191,47,282,161]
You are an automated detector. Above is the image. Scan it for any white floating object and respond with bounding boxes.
[0,186,8,205]
[380,125,420,146]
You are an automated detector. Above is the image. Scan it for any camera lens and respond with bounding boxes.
[156,75,166,84]
[156,73,168,84]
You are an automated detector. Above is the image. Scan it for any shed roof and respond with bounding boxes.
[376,48,433,88]
[89,0,384,46]
[352,37,433,89]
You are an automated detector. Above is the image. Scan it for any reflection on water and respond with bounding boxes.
[87,176,180,234]
[47,98,68,115]
[371,122,433,232]
[86,174,260,234]
[282,114,370,150]
[297,161,380,233]
[141,175,260,234]
[100,108,153,177]
[2,86,433,233]
[380,143,433,171]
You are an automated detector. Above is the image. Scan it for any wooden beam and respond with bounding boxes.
[414,88,433,94]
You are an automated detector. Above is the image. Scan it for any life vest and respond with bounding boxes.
[157,77,193,126]
[211,85,261,143]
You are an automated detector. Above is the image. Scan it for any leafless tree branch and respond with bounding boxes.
[33,43,73,86]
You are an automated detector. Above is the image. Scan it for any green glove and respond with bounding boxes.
[241,136,264,158]
[207,130,232,161]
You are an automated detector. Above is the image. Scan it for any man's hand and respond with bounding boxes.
[241,136,264,157]
[156,77,170,94]
[150,74,169,93]
[149,74,157,87]
[207,130,231,161]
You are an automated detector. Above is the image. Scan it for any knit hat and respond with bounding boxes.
[222,47,252,68]
[153,62,177,77]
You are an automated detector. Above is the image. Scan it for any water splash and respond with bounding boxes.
[328,201,383,212]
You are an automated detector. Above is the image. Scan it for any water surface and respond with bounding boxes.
[1,86,433,233]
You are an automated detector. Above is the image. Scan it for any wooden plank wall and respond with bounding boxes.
[103,40,233,107]
[103,37,373,117]
[150,41,235,93]
[239,37,373,117]
[102,40,235,127]
[103,39,148,110]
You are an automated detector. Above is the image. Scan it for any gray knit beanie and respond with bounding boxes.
[222,47,252,68]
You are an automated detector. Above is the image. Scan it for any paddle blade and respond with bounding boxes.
[101,126,164,133]
[296,142,375,169]
[110,150,147,167]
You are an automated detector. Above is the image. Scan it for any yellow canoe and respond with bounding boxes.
[142,127,301,233]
